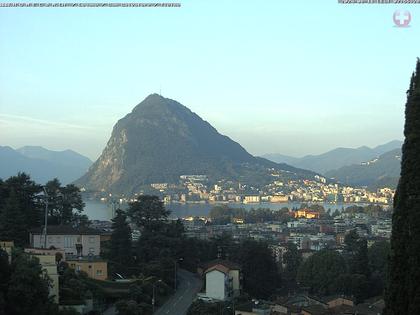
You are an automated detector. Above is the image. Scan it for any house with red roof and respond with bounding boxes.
[203,260,241,301]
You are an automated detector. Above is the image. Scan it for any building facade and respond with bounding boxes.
[30,226,101,256]
[203,260,240,301]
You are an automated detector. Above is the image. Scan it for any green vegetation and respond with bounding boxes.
[209,205,291,225]
[385,59,420,314]
[44,178,87,226]
[109,209,133,275]
[282,242,302,289]
[186,300,230,315]
[297,230,390,303]
[0,249,55,315]
[0,173,91,314]
[233,239,279,298]
[0,173,87,247]
[297,250,347,296]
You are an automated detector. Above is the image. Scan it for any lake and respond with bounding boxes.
[83,199,368,221]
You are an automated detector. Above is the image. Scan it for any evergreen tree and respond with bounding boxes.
[110,209,133,267]
[232,240,279,299]
[45,179,85,225]
[127,195,170,232]
[369,241,390,296]
[344,230,370,278]
[0,189,28,247]
[0,173,43,246]
[4,173,42,228]
[5,252,52,315]
[282,242,302,287]
[0,250,10,315]
[386,58,420,314]
[297,250,347,296]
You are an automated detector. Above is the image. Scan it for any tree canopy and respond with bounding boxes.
[386,58,420,314]
[127,195,170,232]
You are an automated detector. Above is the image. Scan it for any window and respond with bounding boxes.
[96,270,102,276]
[88,265,92,269]
[89,236,95,243]
[64,236,73,248]
[89,248,95,254]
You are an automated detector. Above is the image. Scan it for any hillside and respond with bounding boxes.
[75,94,318,195]
[0,146,92,184]
[262,140,402,174]
[325,148,401,189]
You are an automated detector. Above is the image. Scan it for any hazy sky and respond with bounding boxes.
[1,1,419,160]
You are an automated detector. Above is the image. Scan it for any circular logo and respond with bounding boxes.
[393,10,411,28]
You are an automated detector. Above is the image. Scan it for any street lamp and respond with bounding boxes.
[42,187,49,248]
[152,279,162,313]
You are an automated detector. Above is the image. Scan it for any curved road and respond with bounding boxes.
[154,269,202,315]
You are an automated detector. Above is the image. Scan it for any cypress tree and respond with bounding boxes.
[110,209,133,267]
[386,58,420,314]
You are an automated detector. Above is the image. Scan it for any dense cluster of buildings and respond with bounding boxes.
[233,295,384,315]
[102,174,395,206]
[182,207,391,256]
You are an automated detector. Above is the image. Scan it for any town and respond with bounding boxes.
[95,173,395,206]
[0,173,392,315]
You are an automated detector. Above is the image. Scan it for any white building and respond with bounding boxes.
[204,261,240,301]
[29,225,101,256]
[244,195,260,203]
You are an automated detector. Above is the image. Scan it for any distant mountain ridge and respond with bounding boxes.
[262,140,403,174]
[76,94,318,195]
[0,146,92,184]
[325,148,401,189]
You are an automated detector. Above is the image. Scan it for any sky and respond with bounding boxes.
[0,0,419,161]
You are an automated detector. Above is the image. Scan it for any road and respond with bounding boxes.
[154,269,202,315]
[103,305,116,315]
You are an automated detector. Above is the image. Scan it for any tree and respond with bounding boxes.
[115,300,142,315]
[127,195,170,232]
[0,173,43,246]
[334,273,369,304]
[344,230,370,278]
[282,242,302,288]
[0,189,28,247]
[45,179,85,225]
[386,58,420,314]
[5,252,52,315]
[297,250,346,296]
[0,250,10,315]
[3,173,42,228]
[232,240,279,299]
[369,241,390,296]
[109,209,133,272]
[187,300,227,315]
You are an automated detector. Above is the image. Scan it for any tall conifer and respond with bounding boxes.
[386,58,420,314]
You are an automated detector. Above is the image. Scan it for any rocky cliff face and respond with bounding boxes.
[75,94,315,194]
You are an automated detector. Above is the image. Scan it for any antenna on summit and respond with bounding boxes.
[159,85,162,96]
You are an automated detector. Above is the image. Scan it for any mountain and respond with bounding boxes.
[260,153,300,166]
[0,146,92,184]
[262,140,403,174]
[325,148,401,189]
[75,94,318,195]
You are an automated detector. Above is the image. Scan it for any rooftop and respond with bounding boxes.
[201,259,241,271]
[30,225,101,236]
